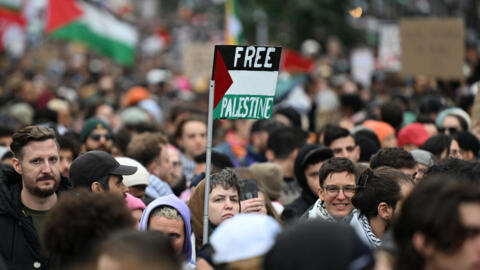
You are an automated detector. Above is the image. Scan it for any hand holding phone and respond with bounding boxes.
[241,197,265,213]
[239,179,264,213]
[239,179,258,201]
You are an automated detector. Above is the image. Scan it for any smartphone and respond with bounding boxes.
[239,179,258,201]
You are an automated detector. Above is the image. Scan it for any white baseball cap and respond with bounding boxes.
[115,157,150,187]
[210,213,281,264]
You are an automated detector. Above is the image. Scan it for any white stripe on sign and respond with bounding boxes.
[225,70,278,96]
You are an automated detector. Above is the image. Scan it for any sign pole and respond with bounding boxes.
[202,80,215,245]
[201,45,281,244]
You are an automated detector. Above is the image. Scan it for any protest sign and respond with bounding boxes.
[211,45,282,119]
[379,24,401,72]
[202,45,282,245]
[400,18,464,79]
[351,47,375,87]
[183,43,214,80]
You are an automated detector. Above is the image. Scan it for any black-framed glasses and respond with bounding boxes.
[323,185,357,197]
[90,133,112,141]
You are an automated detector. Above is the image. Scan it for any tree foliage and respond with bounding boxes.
[242,0,363,49]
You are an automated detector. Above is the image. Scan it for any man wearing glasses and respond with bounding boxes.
[80,117,113,153]
[303,157,358,223]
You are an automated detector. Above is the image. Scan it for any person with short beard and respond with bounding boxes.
[0,126,72,270]
[350,167,414,249]
[80,117,114,153]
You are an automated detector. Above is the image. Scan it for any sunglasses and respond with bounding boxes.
[460,225,480,239]
[438,127,458,134]
[90,133,112,141]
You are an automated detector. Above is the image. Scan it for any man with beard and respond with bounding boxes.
[80,117,113,153]
[0,125,72,270]
[69,150,136,198]
[350,167,414,249]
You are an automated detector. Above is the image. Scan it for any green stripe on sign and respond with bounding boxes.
[214,95,275,119]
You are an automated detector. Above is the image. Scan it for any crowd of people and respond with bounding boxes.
[0,13,479,269]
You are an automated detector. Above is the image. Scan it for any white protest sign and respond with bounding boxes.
[350,47,375,87]
[379,24,401,72]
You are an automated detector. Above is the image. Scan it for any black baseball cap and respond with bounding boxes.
[69,150,137,188]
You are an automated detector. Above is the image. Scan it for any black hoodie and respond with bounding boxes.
[281,144,332,223]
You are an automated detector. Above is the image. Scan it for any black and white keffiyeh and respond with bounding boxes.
[350,211,382,249]
[308,199,356,224]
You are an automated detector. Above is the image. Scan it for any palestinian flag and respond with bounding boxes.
[224,0,243,45]
[280,49,315,74]
[0,0,25,52]
[0,0,21,11]
[0,0,25,30]
[46,0,138,66]
[212,45,282,120]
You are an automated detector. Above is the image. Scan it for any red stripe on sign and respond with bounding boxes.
[214,49,233,108]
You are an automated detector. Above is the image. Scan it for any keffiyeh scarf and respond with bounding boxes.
[308,199,355,224]
[350,212,382,249]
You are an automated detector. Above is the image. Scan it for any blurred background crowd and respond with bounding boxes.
[0,0,480,270]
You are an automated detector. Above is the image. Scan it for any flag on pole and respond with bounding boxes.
[0,0,25,53]
[0,0,21,11]
[46,0,138,66]
[280,49,315,73]
[224,0,243,45]
[0,0,25,29]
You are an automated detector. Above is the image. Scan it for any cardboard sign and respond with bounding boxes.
[211,45,282,119]
[400,19,464,79]
[183,43,214,80]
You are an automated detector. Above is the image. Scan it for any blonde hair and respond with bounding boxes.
[150,205,182,220]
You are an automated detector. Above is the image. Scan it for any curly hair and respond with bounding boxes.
[369,148,416,170]
[96,230,180,270]
[43,189,135,269]
[210,167,240,192]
